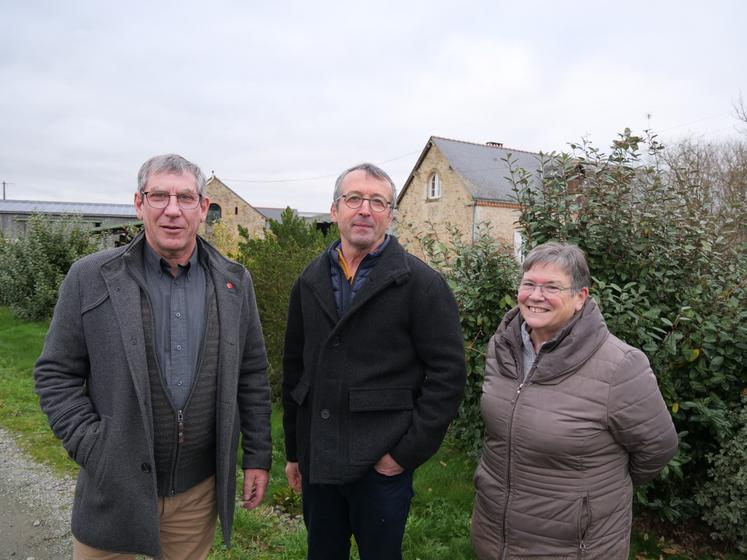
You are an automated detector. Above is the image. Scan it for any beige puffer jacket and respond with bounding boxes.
[471,300,678,559]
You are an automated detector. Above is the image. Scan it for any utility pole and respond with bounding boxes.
[2,181,14,200]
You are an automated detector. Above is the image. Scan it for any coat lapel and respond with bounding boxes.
[209,258,242,406]
[100,235,152,420]
[303,253,338,324]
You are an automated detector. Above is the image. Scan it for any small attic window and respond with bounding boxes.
[427,173,441,200]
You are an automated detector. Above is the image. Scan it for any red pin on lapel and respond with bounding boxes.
[226,282,234,289]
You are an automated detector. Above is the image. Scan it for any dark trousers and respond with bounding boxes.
[301,469,414,560]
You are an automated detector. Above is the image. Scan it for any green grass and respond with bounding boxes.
[0,307,71,474]
[0,306,742,559]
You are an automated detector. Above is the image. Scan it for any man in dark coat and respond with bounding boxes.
[282,162,466,560]
[34,154,272,559]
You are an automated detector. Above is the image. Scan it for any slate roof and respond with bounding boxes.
[0,199,137,217]
[399,136,542,204]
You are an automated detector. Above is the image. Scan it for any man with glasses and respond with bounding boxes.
[282,163,466,559]
[35,154,272,559]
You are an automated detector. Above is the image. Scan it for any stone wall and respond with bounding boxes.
[201,177,266,241]
[473,202,521,249]
[395,144,520,259]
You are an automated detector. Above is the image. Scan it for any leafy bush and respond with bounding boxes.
[695,399,747,553]
[204,219,240,258]
[509,129,747,532]
[421,224,519,453]
[235,208,335,399]
[0,214,99,320]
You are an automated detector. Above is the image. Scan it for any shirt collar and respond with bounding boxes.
[520,321,534,353]
[331,234,391,259]
[143,242,198,279]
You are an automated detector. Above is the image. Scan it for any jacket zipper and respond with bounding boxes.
[578,494,590,557]
[500,377,529,559]
[169,409,184,496]
[500,335,540,559]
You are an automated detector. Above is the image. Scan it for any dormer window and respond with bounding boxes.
[427,173,441,199]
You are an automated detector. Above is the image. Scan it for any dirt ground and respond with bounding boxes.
[0,428,73,559]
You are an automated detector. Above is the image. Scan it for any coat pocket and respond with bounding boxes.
[577,494,592,555]
[80,415,112,487]
[348,387,414,411]
[348,387,414,465]
[506,491,590,555]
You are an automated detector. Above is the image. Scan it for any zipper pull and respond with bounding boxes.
[177,410,184,444]
[516,382,524,395]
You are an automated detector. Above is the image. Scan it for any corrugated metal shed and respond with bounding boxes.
[0,199,136,218]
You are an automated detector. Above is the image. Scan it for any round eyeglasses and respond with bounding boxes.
[518,281,572,296]
[337,193,392,213]
[141,191,202,210]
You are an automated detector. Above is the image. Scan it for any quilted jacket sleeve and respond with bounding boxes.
[607,346,679,485]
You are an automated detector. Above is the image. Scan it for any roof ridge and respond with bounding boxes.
[0,199,133,206]
[431,135,539,156]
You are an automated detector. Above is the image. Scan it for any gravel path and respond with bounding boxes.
[0,427,75,559]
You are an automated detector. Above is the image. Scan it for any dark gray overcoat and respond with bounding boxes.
[34,233,271,557]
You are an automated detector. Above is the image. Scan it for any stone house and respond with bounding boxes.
[202,175,267,240]
[395,136,541,259]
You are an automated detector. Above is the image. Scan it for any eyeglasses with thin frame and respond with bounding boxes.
[518,281,572,296]
[337,193,392,213]
[141,190,202,210]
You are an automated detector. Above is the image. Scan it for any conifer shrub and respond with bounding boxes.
[235,208,335,399]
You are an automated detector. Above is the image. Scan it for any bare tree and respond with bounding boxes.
[663,137,747,244]
[735,91,747,132]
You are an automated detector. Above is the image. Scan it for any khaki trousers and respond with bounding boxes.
[73,475,218,560]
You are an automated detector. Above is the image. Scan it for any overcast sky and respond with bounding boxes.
[1,0,745,213]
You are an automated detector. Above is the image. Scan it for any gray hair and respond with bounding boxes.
[333,163,397,208]
[522,241,591,291]
[137,154,207,195]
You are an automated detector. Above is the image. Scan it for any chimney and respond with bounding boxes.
[486,141,503,148]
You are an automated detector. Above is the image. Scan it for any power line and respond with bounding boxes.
[658,113,730,133]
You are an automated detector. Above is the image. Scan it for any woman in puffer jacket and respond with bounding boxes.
[471,241,678,559]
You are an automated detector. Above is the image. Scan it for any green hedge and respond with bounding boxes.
[0,215,99,321]
[507,130,746,539]
[235,208,336,400]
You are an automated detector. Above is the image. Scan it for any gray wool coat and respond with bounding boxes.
[471,300,678,559]
[34,233,271,557]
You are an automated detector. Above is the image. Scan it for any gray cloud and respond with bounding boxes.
[1,0,745,211]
